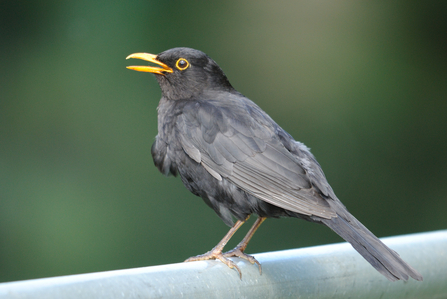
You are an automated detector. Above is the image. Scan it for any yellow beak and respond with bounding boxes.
[126,53,173,75]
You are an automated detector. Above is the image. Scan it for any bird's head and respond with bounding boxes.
[127,47,234,100]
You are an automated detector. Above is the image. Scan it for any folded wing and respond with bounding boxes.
[176,99,337,219]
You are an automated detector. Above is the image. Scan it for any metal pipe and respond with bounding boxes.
[0,230,445,299]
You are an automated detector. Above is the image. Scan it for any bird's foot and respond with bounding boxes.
[185,248,242,279]
[223,246,262,274]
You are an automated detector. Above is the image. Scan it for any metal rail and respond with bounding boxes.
[0,230,445,299]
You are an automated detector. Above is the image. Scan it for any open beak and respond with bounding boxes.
[126,53,173,75]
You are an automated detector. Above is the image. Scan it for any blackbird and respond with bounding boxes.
[126,47,422,281]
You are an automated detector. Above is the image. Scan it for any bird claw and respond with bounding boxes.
[223,247,262,274]
[185,250,242,279]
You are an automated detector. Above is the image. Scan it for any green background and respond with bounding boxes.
[1,1,446,282]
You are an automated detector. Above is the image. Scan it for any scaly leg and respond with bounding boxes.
[223,216,266,274]
[184,216,249,278]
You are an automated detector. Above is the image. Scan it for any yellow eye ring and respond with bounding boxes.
[175,58,190,71]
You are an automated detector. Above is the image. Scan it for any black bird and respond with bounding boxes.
[126,47,422,281]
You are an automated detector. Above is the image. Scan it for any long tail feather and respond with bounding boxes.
[321,203,423,281]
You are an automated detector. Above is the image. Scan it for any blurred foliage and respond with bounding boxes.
[1,1,446,282]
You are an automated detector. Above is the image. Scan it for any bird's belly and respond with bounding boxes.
[174,150,291,226]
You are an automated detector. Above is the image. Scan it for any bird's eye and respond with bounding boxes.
[175,58,190,71]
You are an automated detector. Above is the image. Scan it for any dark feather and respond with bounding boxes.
[143,47,422,281]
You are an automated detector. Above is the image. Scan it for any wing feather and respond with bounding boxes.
[177,100,336,219]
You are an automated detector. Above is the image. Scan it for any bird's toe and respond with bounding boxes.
[223,247,262,274]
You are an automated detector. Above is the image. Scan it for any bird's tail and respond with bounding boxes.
[321,202,423,281]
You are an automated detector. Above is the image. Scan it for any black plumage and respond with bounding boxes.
[126,47,422,281]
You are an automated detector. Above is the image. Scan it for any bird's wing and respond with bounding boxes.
[176,99,337,219]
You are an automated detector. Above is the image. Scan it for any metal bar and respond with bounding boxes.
[0,230,445,299]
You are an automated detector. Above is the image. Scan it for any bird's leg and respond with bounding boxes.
[184,216,249,278]
[223,216,266,274]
